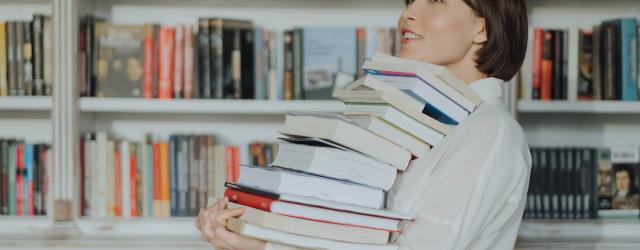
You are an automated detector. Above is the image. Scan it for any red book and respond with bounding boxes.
[541,30,554,101]
[224,188,401,232]
[130,147,138,217]
[225,146,241,182]
[532,28,543,100]
[183,26,195,99]
[15,144,24,216]
[173,25,184,98]
[157,26,175,99]
[114,148,122,217]
[152,142,161,217]
[142,24,154,98]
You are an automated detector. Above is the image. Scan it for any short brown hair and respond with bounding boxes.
[404,0,528,81]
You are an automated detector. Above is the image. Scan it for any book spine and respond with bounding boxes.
[173,25,184,99]
[134,144,142,217]
[198,136,208,211]
[562,30,569,100]
[577,30,593,100]
[15,143,24,216]
[152,25,160,98]
[7,23,16,96]
[169,136,177,217]
[145,137,154,217]
[619,19,638,101]
[24,144,33,216]
[79,138,86,216]
[206,136,215,207]
[283,30,293,100]
[15,22,24,96]
[23,22,33,96]
[121,141,130,218]
[0,141,7,214]
[158,26,175,99]
[189,136,197,216]
[197,19,210,99]
[178,136,189,216]
[541,30,553,101]
[254,27,264,100]
[211,19,224,99]
[552,30,563,100]
[592,26,602,100]
[114,144,122,217]
[130,144,138,217]
[356,27,366,78]
[0,22,6,96]
[33,15,44,96]
[160,142,170,218]
[142,24,154,98]
[8,144,16,215]
[152,142,161,218]
[293,29,303,100]
[603,22,618,100]
[224,188,275,212]
[183,26,195,99]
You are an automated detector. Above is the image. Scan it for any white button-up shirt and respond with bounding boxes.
[266,77,532,250]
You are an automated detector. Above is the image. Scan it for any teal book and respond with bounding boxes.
[301,27,357,99]
[24,144,33,216]
[618,18,638,101]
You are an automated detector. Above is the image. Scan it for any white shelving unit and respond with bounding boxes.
[1,0,639,249]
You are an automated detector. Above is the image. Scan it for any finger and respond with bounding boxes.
[216,197,228,211]
[215,227,240,249]
[195,210,204,231]
[213,207,245,226]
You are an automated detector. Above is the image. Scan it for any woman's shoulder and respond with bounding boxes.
[451,99,528,147]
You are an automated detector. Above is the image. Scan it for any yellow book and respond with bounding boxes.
[0,21,6,96]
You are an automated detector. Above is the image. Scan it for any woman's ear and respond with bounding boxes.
[473,18,487,45]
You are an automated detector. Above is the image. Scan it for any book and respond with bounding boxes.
[225,188,402,232]
[602,21,619,100]
[173,25,184,98]
[142,24,154,98]
[227,202,390,244]
[33,15,47,96]
[578,30,594,100]
[598,147,640,219]
[532,28,543,99]
[592,25,602,100]
[0,21,6,96]
[95,23,144,97]
[157,26,175,99]
[345,114,431,157]
[183,26,195,99]
[300,27,357,99]
[366,72,469,124]
[235,164,385,209]
[541,30,553,100]
[226,182,413,220]
[226,217,399,250]
[271,139,397,191]
[334,75,452,135]
[279,111,411,170]
[362,59,477,113]
[616,18,638,101]
[15,22,24,96]
[370,52,481,105]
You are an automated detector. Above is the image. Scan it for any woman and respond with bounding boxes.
[196,0,531,249]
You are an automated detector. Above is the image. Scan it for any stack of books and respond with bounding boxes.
[223,53,481,249]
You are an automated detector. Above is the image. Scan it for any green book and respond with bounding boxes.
[8,143,16,215]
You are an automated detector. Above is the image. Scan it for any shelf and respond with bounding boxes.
[517,220,640,247]
[79,97,345,115]
[517,100,640,114]
[0,96,51,111]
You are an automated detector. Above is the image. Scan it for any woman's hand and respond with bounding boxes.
[195,197,268,250]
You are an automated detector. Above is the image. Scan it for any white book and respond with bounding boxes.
[83,135,92,217]
[213,145,227,199]
[334,75,452,135]
[345,115,430,157]
[272,139,397,191]
[227,218,399,250]
[236,164,385,209]
[121,140,131,218]
[568,28,580,101]
[368,73,470,123]
[95,132,108,218]
[370,52,481,107]
[345,104,445,147]
[280,111,411,171]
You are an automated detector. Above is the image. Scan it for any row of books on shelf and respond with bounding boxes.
[0,16,53,97]
[525,146,640,221]
[220,54,481,249]
[78,15,400,100]
[520,18,639,101]
[79,132,262,218]
[0,139,50,216]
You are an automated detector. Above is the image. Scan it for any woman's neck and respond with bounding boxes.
[445,59,488,85]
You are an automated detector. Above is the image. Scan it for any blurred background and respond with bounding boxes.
[0,0,639,249]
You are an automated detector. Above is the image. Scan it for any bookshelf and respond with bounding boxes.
[0,0,639,249]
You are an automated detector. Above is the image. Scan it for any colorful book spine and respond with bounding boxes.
[142,25,154,98]
[541,30,554,100]
[24,144,34,216]
[8,144,16,215]
[130,144,138,217]
[15,144,24,216]
[160,142,170,218]
[152,142,161,217]
[0,21,6,96]
[173,25,185,99]
[184,26,195,99]
[618,18,638,101]
[158,26,175,99]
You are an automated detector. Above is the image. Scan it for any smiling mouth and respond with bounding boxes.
[401,31,423,40]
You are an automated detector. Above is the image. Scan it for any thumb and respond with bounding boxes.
[215,207,246,226]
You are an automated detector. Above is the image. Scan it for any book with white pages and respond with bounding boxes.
[367,73,470,124]
[344,104,445,147]
[280,111,411,171]
[236,164,386,209]
[224,182,414,221]
[333,75,452,135]
[272,138,397,191]
[228,203,391,244]
[345,115,431,157]
[227,218,399,250]
[370,52,481,107]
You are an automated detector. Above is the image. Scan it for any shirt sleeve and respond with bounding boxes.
[396,110,531,250]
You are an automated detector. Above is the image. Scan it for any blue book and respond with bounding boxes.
[618,18,638,101]
[24,144,33,216]
[169,135,177,217]
[301,27,357,99]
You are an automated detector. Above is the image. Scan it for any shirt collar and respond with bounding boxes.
[469,77,504,101]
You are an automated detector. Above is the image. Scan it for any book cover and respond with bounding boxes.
[95,23,144,98]
[301,27,357,99]
[598,147,640,218]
